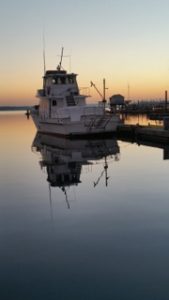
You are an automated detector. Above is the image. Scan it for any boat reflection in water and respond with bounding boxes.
[32,133,120,208]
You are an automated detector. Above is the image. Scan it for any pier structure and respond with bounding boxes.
[117,122,169,145]
[117,124,169,160]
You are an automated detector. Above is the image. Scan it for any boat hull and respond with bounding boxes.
[31,113,119,138]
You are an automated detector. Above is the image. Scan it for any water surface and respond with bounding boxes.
[1,112,169,300]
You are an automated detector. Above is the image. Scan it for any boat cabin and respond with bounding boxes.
[36,68,89,120]
[44,70,78,95]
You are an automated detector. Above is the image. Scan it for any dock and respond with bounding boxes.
[117,124,169,145]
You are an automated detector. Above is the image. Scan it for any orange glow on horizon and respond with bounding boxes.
[0,62,169,105]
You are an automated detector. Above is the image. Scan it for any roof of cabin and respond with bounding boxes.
[45,70,77,77]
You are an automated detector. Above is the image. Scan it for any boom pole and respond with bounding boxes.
[90,81,103,99]
[91,79,107,112]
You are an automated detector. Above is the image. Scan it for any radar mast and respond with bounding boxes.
[57,47,64,70]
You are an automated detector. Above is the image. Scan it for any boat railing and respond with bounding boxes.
[50,105,104,120]
[84,106,103,115]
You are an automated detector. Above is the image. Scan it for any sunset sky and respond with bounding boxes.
[1,0,169,105]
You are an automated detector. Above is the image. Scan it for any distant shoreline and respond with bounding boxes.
[0,106,31,111]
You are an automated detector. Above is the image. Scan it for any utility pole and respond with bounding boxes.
[165,90,168,112]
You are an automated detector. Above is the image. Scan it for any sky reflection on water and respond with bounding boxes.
[1,112,169,300]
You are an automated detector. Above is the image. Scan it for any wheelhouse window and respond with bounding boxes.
[52,100,57,106]
[52,78,57,84]
[68,76,75,84]
[52,76,67,84]
[51,75,76,84]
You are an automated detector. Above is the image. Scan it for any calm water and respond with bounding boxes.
[1,112,169,300]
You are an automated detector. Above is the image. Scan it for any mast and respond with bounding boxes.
[104,156,109,187]
[103,78,106,102]
[103,78,107,112]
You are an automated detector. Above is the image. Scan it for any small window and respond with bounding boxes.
[52,100,57,106]
[61,77,65,84]
[68,77,73,83]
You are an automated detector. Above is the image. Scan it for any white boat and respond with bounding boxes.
[31,50,120,137]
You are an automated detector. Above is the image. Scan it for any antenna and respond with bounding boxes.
[42,32,46,75]
[57,47,64,70]
[57,54,71,72]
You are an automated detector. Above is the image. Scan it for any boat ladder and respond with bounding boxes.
[86,115,112,130]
